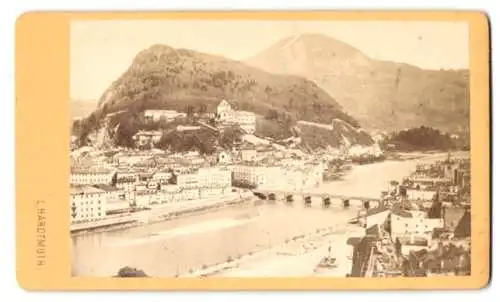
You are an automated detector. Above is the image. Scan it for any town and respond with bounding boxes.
[70,99,378,231]
[70,100,471,278]
[346,154,471,277]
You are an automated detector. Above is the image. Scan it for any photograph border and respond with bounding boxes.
[15,10,490,290]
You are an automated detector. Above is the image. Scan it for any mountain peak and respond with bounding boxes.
[245,34,469,132]
[259,33,366,60]
[246,33,372,79]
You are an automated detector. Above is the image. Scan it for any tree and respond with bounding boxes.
[186,105,195,119]
[168,171,178,185]
[219,125,244,148]
[198,104,207,115]
[266,109,279,120]
[114,266,149,278]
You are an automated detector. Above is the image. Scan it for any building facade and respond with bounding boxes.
[216,100,257,134]
[406,189,437,201]
[132,130,163,147]
[144,110,186,123]
[70,186,107,224]
[390,212,444,241]
[70,168,117,186]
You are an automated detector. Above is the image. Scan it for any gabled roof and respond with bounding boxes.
[365,224,380,236]
[454,210,471,238]
[365,206,390,217]
[218,100,231,107]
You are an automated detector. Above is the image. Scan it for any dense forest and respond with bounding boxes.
[385,126,467,151]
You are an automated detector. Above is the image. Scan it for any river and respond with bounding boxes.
[71,151,469,277]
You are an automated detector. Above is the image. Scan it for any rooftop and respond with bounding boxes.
[92,184,119,192]
[70,167,115,175]
[365,206,390,217]
[70,185,105,195]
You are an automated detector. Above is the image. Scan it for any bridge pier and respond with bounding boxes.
[343,199,350,208]
[254,192,266,200]
[323,196,331,207]
[252,190,381,208]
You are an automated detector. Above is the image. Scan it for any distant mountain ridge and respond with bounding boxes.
[95,44,359,128]
[245,33,470,133]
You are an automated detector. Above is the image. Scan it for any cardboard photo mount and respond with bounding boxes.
[15,11,490,291]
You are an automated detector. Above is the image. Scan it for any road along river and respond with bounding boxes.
[71,151,468,277]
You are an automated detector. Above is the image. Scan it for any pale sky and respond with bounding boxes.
[70,20,469,101]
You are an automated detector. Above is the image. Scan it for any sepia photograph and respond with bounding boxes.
[69,20,471,279]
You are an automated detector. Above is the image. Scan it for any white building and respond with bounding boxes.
[232,165,280,188]
[132,130,163,147]
[176,125,202,132]
[406,188,437,201]
[70,168,117,186]
[197,167,232,188]
[216,100,232,119]
[176,167,232,190]
[152,170,173,183]
[144,110,186,123]
[360,207,391,230]
[231,163,322,191]
[390,212,444,241]
[70,185,107,224]
[135,189,161,207]
[239,148,257,162]
[216,100,257,134]
[115,177,136,191]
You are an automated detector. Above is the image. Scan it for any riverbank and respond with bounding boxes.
[179,220,364,278]
[71,192,255,236]
[72,151,469,277]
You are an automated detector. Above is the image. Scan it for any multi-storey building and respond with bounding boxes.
[135,189,161,207]
[70,168,117,186]
[143,109,186,123]
[197,167,232,188]
[390,211,444,241]
[216,100,257,134]
[132,130,163,147]
[232,163,323,191]
[70,185,107,224]
[152,170,173,183]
